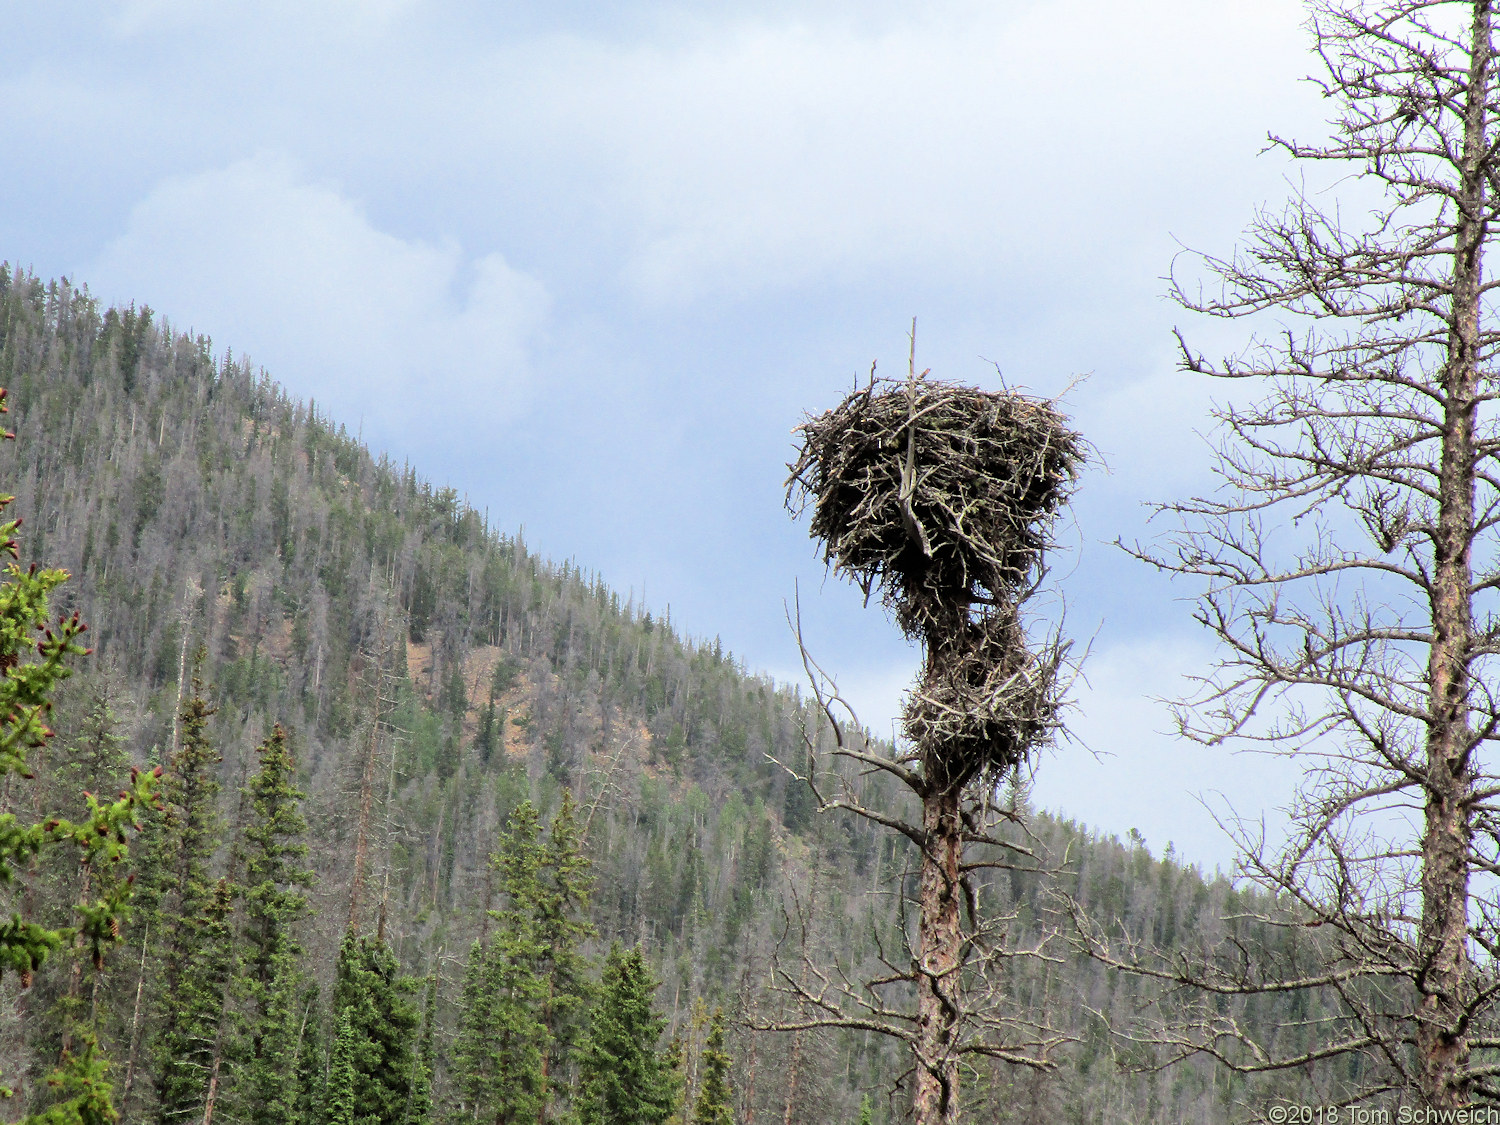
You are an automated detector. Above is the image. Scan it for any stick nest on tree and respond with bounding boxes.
[902,608,1063,782]
[786,378,1082,639]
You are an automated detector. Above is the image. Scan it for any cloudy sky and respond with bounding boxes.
[4,0,1334,868]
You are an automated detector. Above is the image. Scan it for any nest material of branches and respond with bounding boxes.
[786,378,1081,639]
[902,608,1063,783]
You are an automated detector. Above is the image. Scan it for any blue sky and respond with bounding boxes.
[5,0,1332,868]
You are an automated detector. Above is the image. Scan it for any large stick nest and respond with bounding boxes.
[786,377,1082,640]
[902,608,1064,784]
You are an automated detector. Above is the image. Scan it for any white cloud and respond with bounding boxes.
[13,0,1350,868]
[481,0,1317,303]
[84,155,548,444]
[109,0,417,37]
[35,1,1320,314]
[1032,634,1301,872]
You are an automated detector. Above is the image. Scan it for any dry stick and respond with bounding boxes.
[781,820,826,1125]
[376,681,402,944]
[59,862,92,1058]
[349,616,394,934]
[897,318,933,561]
[913,774,964,1125]
[169,577,203,762]
[580,729,634,844]
[288,994,313,1097]
[120,921,150,1113]
[201,755,253,1125]
[743,987,761,1125]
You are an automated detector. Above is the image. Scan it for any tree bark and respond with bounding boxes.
[120,924,150,1113]
[1419,4,1490,1108]
[914,781,962,1125]
[348,715,379,934]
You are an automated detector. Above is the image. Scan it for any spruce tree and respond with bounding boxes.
[0,385,154,1115]
[46,675,135,1068]
[333,931,420,1125]
[151,680,235,1125]
[233,724,316,1125]
[22,1036,116,1125]
[292,983,326,1125]
[327,1009,358,1125]
[690,1009,732,1125]
[537,789,596,1079]
[405,973,436,1125]
[450,938,496,1116]
[575,944,680,1125]
[450,804,550,1123]
[116,777,171,1118]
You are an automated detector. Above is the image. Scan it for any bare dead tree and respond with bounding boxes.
[777,332,1084,1125]
[1083,0,1500,1112]
[347,588,405,936]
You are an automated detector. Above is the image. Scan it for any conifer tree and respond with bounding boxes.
[450,805,550,1123]
[116,790,166,1117]
[0,385,154,1116]
[54,675,133,816]
[450,938,497,1117]
[233,723,316,1125]
[690,1009,732,1125]
[475,701,498,764]
[333,931,420,1125]
[48,675,135,1064]
[575,944,680,1125]
[292,983,326,1125]
[405,973,436,1125]
[327,1009,358,1125]
[537,789,596,1078]
[23,1036,116,1125]
[151,680,235,1125]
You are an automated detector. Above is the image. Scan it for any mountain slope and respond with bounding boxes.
[0,265,1326,1123]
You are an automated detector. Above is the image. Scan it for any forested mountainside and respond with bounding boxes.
[0,266,1326,1125]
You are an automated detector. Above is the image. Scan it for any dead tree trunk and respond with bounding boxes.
[1072,1,1500,1109]
[1416,4,1488,1107]
[914,782,962,1125]
[348,716,381,934]
[348,613,397,934]
[781,335,1083,1124]
[119,924,149,1112]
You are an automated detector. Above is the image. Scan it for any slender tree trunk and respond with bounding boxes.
[121,923,151,1112]
[170,580,200,761]
[914,780,962,1125]
[742,993,759,1125]
[349,714,378,934]
[200,1061,222,1125]
[60,864,91,1057]
[1419,4,1490,1108]
[780,1031,804,1125]
[781,822,824,1125]
[349,642,388,933]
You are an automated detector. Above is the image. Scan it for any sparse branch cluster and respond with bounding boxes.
[1093,0,1500,1113]
[787,365,1081,786]
[784,343,1083,1125]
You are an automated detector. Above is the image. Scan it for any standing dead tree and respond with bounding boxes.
[778,340,1084,1125]
[1074,0,1500,1113]
[346,588,406,936]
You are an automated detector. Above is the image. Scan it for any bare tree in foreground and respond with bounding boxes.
[1076,0,1500,1112]
[778,340,1083,1125]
